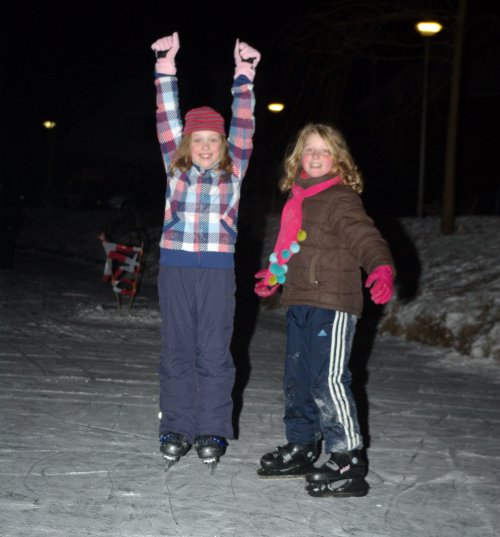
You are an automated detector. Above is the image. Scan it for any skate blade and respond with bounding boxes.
[163,454,180,471]
[257,466,314,479]
[306,478,369,498]
[201,458,219,475]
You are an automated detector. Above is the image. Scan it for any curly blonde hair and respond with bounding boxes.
[170,133,233,176]
[279,123,364,194]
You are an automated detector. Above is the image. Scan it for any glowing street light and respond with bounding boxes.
[43,120,57,129]
[415,21,443,37]
[415,20,443,217]
[267,102,285,113]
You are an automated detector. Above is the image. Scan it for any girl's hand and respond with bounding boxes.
[151,32,180,55]
[151,32,180,75]
[365,265,393,304]
[254,268,279,298]
[234,39,261,81]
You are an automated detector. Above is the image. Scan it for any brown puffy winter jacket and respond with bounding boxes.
[280,179,395,317]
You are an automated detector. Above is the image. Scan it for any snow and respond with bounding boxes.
[1,206,499,536]
[378,216,500,361]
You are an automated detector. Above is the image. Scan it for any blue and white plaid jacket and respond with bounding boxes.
[155,73,255,269]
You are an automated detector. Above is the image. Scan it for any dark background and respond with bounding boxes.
[1,0,499,221]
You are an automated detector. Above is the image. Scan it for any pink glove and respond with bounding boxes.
[234,39,261,81]
[151,32,180,75]
[365,265,393,305]
[254,268,279,298]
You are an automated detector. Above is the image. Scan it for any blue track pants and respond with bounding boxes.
[284,305,363,452]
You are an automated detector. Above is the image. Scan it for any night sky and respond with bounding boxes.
[1,0,499,217]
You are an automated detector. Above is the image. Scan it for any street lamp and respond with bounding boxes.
[267,102,285,113]
[43,119,57,204]
[415,21,443,217]
[266,101,285,211]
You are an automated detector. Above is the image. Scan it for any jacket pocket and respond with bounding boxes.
[308,254,320,287]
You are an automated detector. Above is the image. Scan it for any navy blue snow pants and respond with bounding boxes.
[158,265,236,442]
[284,305,363,452]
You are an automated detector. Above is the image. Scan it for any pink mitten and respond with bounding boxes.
[151,32,180,75]
[254,268,279,298]
[234,39,261,81]
[365,265,393,305]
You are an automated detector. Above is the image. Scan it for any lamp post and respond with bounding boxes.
[415,21,443,217]
[43,120,57,205]
[266,102,285,212]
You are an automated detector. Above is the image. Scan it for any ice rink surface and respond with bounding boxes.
[1,252,498,537]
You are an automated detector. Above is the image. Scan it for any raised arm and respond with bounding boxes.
[152,32,182,170]
[229,40,260,180]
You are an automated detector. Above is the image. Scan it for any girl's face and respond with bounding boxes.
[301,133,335,178]
[190,131,222,169]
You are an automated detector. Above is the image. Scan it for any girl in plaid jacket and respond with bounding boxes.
[151,32,260,471]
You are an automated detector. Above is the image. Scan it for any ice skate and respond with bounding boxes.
[194,435,227,474]
[257,442,319,478]
[160,432,191,470]
[305,449,369,497]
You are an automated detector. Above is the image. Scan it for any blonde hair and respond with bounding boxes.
[170,133,233,176]
[279,123,364,194]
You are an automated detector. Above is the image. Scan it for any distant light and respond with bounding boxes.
[43,120,57,129]
[267,102,285,113]
[415,21,443,37]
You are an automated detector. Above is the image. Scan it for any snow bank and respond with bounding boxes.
[380,216,500,361]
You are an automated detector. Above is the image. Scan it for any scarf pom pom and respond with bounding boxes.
[270,263,286,277]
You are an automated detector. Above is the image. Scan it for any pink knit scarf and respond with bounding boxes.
[264,175,341,285]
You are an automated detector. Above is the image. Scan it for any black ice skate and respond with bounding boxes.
[257,442,319,478]
[194,435,227,474]
[160,432,191,470]
[305,449,369,497]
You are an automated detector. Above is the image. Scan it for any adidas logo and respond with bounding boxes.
[317,329,328,337]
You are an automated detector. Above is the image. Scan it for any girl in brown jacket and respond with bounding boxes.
[255,123,395,497]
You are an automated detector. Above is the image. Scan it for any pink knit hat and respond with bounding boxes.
[184,106,225,135]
